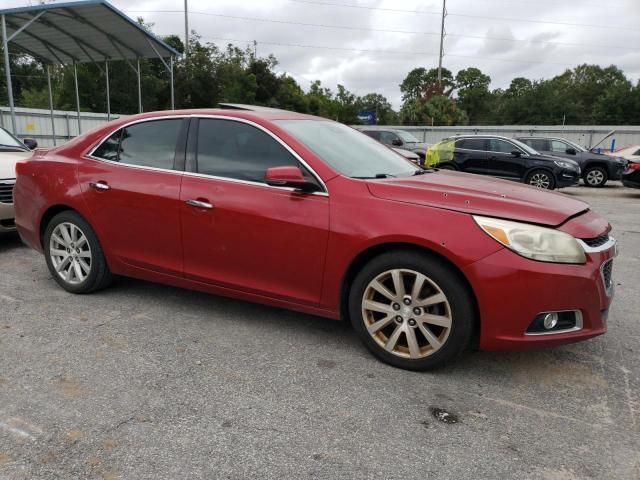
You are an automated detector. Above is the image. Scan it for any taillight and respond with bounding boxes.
[628,162,640,171]
[15,161,28,175]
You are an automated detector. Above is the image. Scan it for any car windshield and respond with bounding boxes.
[510,138,539,155]
[396,130,421,143]
[0,128,27,151]
[275,120,418,178]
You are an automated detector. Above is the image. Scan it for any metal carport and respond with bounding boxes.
[0,0,180,144]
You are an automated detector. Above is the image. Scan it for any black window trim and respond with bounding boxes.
[87,115,190,175]
[186,115,328,196]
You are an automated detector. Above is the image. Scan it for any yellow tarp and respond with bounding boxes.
[424,139,455,168]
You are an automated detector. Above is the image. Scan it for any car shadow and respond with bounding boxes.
[0,232,25,254]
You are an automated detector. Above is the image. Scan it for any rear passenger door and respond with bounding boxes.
[486,138,526,180]
[453,138,488,174]
[79,117,188,275]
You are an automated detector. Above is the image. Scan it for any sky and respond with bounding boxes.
[8,0,640,108]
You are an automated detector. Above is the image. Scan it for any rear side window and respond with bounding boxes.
[363,131,380,140]
[524,139,547,151]
[196,119,299,183]
[456,138,486,151]
[92,119,182,170]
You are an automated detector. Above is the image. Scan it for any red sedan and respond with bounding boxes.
[14,109,616,370]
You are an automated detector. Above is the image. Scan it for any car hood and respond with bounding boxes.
[0,150,32,178]
[366,170,589,227]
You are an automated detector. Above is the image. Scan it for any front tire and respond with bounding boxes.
[583,166,608,187]
[44,211,113,294]
[348,251,475,371]
[526,169,555,189]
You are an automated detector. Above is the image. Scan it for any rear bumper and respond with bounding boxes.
[0,202,16,232]
[464,245,615,351]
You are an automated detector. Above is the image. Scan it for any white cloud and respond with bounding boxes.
[3,0,639,108]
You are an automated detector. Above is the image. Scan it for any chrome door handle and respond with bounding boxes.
[186,199,214,209]
[89,181,110,191]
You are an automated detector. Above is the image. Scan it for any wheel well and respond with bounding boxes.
[583,162,609,173]
[39,205,74,245]
[340,242,481,346]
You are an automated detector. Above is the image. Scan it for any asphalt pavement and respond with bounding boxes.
[0,182,639,479]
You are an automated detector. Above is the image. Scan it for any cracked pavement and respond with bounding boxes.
[0,183,639,479]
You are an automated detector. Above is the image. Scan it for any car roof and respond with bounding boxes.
[515,136,573,141]
[444,134,519,141]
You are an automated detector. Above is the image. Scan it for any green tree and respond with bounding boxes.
[455,67,491,124]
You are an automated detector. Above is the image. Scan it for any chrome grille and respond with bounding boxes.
[601,259,614,296]
[0,179,15,204]
[582,234,609,248]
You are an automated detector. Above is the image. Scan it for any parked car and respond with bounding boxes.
[0,127,35,233]
[516,136,626,187]
[608,145,640,163]
[427,135,580,189]
[621,161,640,189]
[361,128,430,160]
[391,147,420,164]
[14,109,616,370]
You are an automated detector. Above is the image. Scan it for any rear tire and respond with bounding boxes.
[348,250,475,371]
[583,166,608,187]
[526,169,555,190]
[44,211,113,294]
[437,163,456,171]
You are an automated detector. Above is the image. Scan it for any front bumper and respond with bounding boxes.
[0,202,16,232]
[556,169,580,187]
[464,241,615,351]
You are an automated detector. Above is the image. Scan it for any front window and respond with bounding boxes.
[564,139,587,152]
[396,130,420,143]
[489,138,517,153]
[510,138,539,155]
[275,120,417,178]
[379,131,399,145]
[0,127,28,151]
[551,140,569,153]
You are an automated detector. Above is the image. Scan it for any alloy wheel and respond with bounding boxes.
[529,172,551,189]
[586,169,604,186]
[49,222,92,285]
[361,269,452,359]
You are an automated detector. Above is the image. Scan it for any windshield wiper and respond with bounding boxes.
[352,173,397,179]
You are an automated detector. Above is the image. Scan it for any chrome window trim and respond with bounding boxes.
[0,178,16,184]
[524,310,583,336]
[86,114,329,196]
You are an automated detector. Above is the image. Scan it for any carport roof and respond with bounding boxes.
[0,0,180,65]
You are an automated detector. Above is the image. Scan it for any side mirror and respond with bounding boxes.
[565,148,577,155]
[265,166,318,192]
[511,150,522,157]
[23,138,38,150]
[391,138,403,146]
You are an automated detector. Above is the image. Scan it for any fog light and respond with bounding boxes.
[543,313,559,330]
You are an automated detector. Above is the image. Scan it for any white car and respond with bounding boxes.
[1,128,34,233]
[607,145,640,163]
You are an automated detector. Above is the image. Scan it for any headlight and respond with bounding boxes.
[473,216,586,264]
[554,160,577,170]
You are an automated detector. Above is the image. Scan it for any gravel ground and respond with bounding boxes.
[1,182,639,480]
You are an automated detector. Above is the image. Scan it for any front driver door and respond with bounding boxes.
[180,117,329,305]
[78,117,187,275]
[486,138,525,180]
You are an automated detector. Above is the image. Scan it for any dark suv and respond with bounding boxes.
[361,128,430,160]
[516,136,626,187]
[428,135,580,189]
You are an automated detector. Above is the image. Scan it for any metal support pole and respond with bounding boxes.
[46,64,56,146]
[184,0,189,57]
[73,61,81,135]
[105,60,110,121]
[437,0,447,87]
[136,58,142,113]
[1,14,17,135]
[170,56,175,110]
